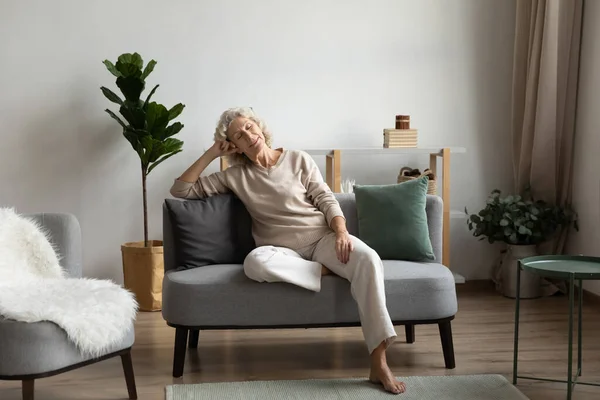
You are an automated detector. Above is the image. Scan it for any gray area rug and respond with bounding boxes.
[166,374,529,400]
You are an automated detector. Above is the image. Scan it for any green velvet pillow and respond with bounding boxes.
[353,176,435,261]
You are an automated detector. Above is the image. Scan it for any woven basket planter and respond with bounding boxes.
[397,167,437,195]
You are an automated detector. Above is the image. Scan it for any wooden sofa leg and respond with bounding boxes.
[405,324,415,343]
[438,320,456,369]
[188,329,199,349]
[121,351,138,399]
[173,328,189,378]
[22,379,34,400]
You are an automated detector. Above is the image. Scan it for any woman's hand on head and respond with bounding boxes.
[207,140,241,158]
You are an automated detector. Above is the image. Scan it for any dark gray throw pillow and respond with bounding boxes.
[165,194,255,270]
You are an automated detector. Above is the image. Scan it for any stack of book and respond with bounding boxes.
[383,128,418,148]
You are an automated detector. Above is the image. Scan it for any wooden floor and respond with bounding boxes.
[1,282,600,399]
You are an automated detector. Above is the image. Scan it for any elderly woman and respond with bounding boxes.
[170,107,405,395]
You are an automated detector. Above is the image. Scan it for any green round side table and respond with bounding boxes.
[512,255,600,400]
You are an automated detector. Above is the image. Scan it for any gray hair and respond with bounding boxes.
[213,107,273,166]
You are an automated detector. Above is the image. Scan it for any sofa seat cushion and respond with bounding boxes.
[162,261,457,327]
[0,317,134,377]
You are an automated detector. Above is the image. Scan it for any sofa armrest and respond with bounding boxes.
[25,213,82,278]
[425,195,443,263]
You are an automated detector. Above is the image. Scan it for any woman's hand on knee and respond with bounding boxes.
[335,231,354,264]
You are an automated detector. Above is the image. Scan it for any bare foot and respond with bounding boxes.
[369,341,405,394]
[321,265,332,275]
[369,363,406,394]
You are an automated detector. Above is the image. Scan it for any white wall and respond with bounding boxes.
[567,0,600,295]
[0,0,516,283]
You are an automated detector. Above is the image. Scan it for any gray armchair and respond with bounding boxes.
[0,213,137,400]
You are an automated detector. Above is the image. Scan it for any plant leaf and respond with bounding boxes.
[162,138,183,151]
[118,53,143,69]
[100,87,124,105]
[500,219,509,226]
[123,128,141,153]
[131,53,144,69]
[114,53,144,78]
[146,102,170,138]
[147,140,165,163]
[116,76,145,102]
[148,149,183,174]
[144,85,159,109]
[142,60,157,80]
[168,103,185,120]
[105,109,127,129]
[131,128,150,138]
[118,53,133,64]
[139,136,155,165]
[115,61,142,78]
[119,104,146,130]
[145,138,184,165]
[103,60,122,77]
[163,122,184,139]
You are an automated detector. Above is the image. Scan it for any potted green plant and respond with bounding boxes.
[465,189,577,298]
[101,52,184,311]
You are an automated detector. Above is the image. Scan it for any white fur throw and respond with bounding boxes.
[0,208,138,358]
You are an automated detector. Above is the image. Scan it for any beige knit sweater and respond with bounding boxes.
[169,149,345,250]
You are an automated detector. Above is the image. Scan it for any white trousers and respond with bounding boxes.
[243,232,397,354]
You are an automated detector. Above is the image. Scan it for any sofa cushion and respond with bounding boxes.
[0,317,134,376]
[161,261,457,327]
[164,195,255,270]
[353,177,435,262]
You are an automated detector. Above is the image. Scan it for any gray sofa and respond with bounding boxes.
[0,213,137,400]
[162,193,458,378]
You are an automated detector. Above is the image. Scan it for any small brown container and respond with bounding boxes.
[395,115,410,129]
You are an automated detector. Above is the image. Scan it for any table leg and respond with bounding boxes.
[567,274,574,400]
[512,261,522,385]
[578,279,583,376]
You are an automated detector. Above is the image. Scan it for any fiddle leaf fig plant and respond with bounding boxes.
[101,52,184,247]
[465,189,578,245]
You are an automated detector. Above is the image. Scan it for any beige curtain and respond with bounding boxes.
[495,0,583,295]
[511,0,582,248]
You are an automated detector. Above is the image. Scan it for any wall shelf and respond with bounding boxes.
[304,146,466,156]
